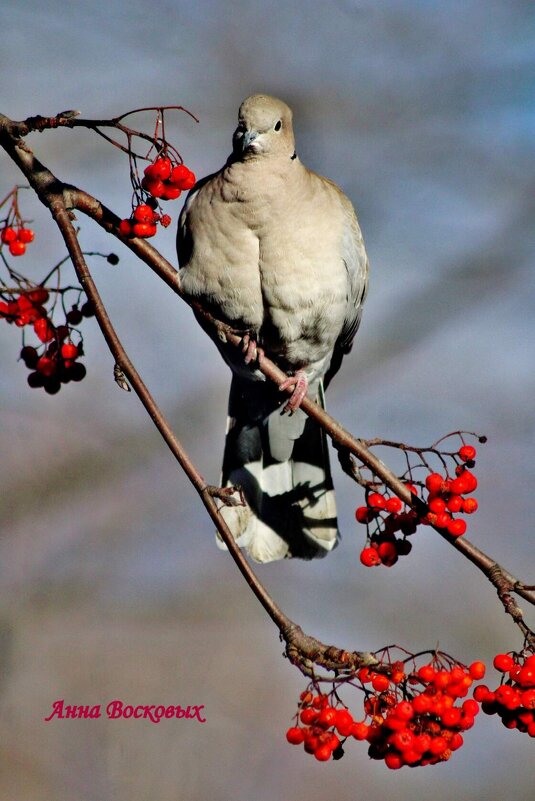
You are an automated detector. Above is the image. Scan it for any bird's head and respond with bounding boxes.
[232,94,296,161]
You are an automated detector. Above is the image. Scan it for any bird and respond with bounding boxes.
[177,94,369,563]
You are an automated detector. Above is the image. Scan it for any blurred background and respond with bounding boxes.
[0,1,534,799]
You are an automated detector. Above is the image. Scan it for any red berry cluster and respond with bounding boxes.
[357,442,480,567]
[0,285,94,394]
[118,204,166,239]
[0,287,49,328]
[423,453,478,536]
[1,224,35,256]
[357,488,417,567]
[142,157,196,199]
[357,660,482,769]
[22,339,86,394]
[475,652,535,736]
[286,692,348,761]
[119,157,196,240]
[286,653,484,768]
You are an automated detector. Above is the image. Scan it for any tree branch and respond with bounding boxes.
[0,110,532,669]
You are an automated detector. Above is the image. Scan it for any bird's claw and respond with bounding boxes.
[279,370,309,414]
[241,333,263,365]
[206,484,246,507]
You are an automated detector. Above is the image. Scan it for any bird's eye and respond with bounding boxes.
[274,120,282,131]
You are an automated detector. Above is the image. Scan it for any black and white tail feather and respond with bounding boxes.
[216,376,338,563]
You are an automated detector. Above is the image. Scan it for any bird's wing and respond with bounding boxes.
[324,191,369,388]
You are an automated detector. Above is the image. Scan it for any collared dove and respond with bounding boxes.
[177,94,368,563]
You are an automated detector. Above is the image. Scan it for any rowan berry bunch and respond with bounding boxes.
[118,109,196,239]
[119,155,196,239]
[1,285,92,394]
[0,186,35,256]
[475,650,535,736]
[0,246,116,394]
[356,434,483,567]
[286,648,485,768]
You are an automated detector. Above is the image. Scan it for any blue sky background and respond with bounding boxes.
[0,2,534,799]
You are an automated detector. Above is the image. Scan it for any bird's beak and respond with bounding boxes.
[242,129,258,150]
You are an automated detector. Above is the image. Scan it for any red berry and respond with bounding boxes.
[521,689,535,709]
[61,343,78,360]
[161,184,182,201]
[132,222,157,238]
[435,512,452,528]
[425,473,444,494]
[468,661,486,680]
[391,665,406,684]
[459,445,476,462]
[441,707,461,728]
[314,744,332,761]
[450,732,464,750]
[495,685,518,707]
[429,497,446,514]
[473,685,491,702]
[518,666,535,687]
[9,240,26,256]
[463,497,478,514]
[417,664,435,683]
[428,736,448,756]
[462,699,480,717]
[300,708,317,725]
[360,547,381,567]
[334,708,354,735]
[17,227,34,243]
[355,506,372,524]
[493,653,514,673]
[447,518,467,537]
[433,670,451,689]
[286,726,304,745]
[144,157,172,181]
[141,176,165,197]
[446,494,463,513]
[351,721,369,740]
[33,317,55,343]
[385,497,402,514]
[27,287,49,304]
[160,213,172,228]
[36,356,57,377]
[169,164,196,189]
[384,751,403,770]
[133,204,155,223]
[395,701,414,721]
[392,728,415,752]
[458,469,478,493]
[368,492,386,509]
[118,218,133,236]
[450,476,467,495]
[377,541,398,566]
[317,707,337,727]
[312,695,328,709]
[372,674,390,692]
[1,226,16,243]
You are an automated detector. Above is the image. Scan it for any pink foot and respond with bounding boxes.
[279,370,309,414]
[242,334,263,365]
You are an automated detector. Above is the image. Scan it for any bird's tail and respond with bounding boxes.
[215,376,338,563]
